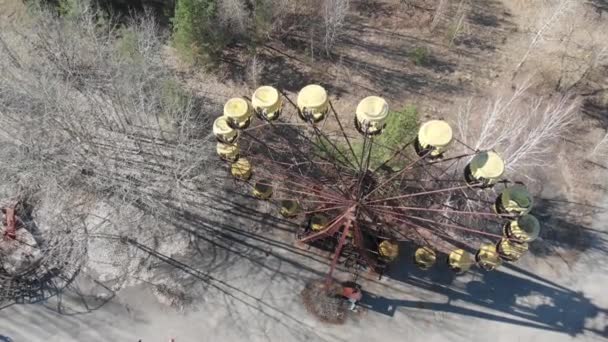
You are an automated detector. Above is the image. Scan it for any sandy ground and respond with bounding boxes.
[1,0,607,341]
[0,177,606,342]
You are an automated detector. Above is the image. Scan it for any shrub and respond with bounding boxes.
[172,0,227,65]
[372,104,419,168]
[116,29,141,61]
[253,0,274,43]
[410,47,430,66]
[58,0,79,17]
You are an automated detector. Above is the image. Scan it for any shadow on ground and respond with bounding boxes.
[588,0,608,15]
[126,175,608,339]
[364,260,607,337]
[2,138,607,340]
[532,198,607,257]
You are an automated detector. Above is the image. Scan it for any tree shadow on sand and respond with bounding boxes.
[127,177,608,340]
[3,145,606,340]
[588,0,608,15]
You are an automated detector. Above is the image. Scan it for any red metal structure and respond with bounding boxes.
[2,207,16,240]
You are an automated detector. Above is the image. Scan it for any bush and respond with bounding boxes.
[410,47,430,66]
[172,0,227,65]
[58,0,80,17]
[372,104,419,168]
[116,29,141,60]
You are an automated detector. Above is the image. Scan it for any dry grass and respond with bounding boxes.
[0,0,26,21]
[505,0,608,92]
[301,280,347,324]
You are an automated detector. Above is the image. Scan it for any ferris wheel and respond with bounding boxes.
[213,84,541,284]
[0,202,85,305]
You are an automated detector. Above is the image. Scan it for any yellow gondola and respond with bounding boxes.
[252,86,282,121]
[217,142,239,162]
[503,214,541,243]
[253,180,273,200]
[414,246,436,270]
[279,200,299,218]
[224,98,253,129]
[496,238,528,262]
[297,85,329,123]
[213,116,238,144]
[415,120,453,158]
[230,158,251,181]
[355,96,389,135]
[464,151,505,187]
[495,185,533,216]
[310,214,329,231]
[378,240,399,261]
[475,243,502,271]
[447,249,473,273]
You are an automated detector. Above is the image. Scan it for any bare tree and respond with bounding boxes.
[457,82,580,174]
[322,0,350,55]
[430,0,449,31]
[513,0,577,77]
[590,132,608,159]
[218,0,250,35]
[0,6,214,299]
[247,54,265,89]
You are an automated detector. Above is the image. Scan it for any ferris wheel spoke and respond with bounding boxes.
[354,133,374,200]
[248,156,325,181]
[243,121,310,132]
[272,197,342,205]
[298,209,351,244]
[385,210,504,240]
[240,129,296,166]
[308,120,359,171]
[420,152,477,169]
[433,158,460,179]
[249,171,340,199]
[328,100,362,170]
[257,121,330,172]
[367,183,481,204]
[394,178,468,184]
[273,90,358,173]
[301,204,350,216]
[363,150,434,200]
[366,203,506,218]
[454,137,478,153]
[386,214,444,242]
[350,220,378,269]
[259,166,347,202]
[435,211,502,238]
[308,123,360,195]
[371,138,416,174]
[246,127,353,196]
[449,183,497,206]
[277,121,358,174]
[252,176,344,204]
[248,155,334,169]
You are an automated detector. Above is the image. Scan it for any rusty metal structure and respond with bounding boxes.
[0,202,84,305]
[213,85,541,285]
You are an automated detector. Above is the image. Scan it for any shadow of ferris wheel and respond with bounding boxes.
[360,250,607,338]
